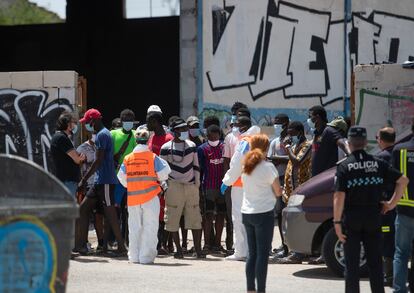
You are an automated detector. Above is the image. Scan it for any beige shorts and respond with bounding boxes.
[164,181,202,232]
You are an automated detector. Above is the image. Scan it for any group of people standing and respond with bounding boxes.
[49,100,414,292]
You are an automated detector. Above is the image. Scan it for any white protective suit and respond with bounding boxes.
[222,125,260,258]
[118,144,171,264]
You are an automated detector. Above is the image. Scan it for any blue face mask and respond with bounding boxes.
[85,123,94,132]
[291,135,300,145]
[189,128,200,137]
[274,124,283,137]
[230,115,237,124]
[71,124,78,135]
[122,121,134,132]
[179,131,189,141]
[307,118,315,129]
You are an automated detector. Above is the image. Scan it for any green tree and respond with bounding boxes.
[0,0,63,25]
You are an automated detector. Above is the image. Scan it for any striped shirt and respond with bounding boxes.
[198,141,224,190]
[160,140,200,185]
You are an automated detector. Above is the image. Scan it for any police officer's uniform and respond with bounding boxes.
[335,126,402,293]
[391,133,414,293]
[376,145,396,284]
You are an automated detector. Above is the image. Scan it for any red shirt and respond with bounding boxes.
[148,132,173,221]
[148,133,174,155]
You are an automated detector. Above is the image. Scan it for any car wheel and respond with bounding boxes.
[322,227,368,277]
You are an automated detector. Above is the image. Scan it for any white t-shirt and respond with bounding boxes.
[223,132,239,159]
[241,160,278,214]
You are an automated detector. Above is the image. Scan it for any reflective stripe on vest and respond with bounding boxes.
[381,226,390,233]
[232,136,251,188]
[398,149,414,207]
[124,151,161,206]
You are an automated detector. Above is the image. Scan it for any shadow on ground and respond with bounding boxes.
[71,257,109,264]
[293,267,343,281]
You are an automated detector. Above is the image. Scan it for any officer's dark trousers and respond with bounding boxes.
[344,210,384,293]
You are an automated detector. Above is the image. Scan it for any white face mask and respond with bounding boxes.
[232,127,240,136]
[91,134,96,142]
[307,118,315,129]
[274,124,283,137]
[208,140,220,147]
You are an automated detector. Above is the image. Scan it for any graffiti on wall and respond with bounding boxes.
[356,87,414,148]
[0,89,73,172]
[0,216,57,293]
[206,0,414,106]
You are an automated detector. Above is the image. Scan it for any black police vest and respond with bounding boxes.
[344,153,383,208]
[397,148,414,208]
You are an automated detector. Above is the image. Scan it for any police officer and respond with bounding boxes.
[333,126,408,293]
[387,119,414,293]
[375,127,397,286]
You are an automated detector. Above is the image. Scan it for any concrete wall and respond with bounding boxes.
[200,0,414,126]
[180,0,198,118]
[0,71,78,172]
[354,64,414,150]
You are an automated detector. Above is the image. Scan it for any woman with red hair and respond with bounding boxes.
[241,134,282,293]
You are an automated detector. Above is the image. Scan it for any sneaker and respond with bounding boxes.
[212,245,226,253]
[202,245,211,254]
[272,254,302,264]
[308,256,324,265]
[273,245,285,254]
[193,252,207,259]
[272,250,288,259]
[174,251,184,259]
[158,247,170,255]
[72,247,89,256]
[225,254,246,261]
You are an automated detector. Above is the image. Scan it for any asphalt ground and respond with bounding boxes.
[66,227,392,292]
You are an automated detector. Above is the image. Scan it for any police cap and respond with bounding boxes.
[348,125,367,139]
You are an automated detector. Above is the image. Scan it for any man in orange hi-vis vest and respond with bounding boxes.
[118,129,171,264]
[221,115,260,261]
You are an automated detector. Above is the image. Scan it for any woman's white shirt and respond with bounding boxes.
[241,160,278,214]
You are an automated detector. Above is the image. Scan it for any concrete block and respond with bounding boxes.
[44,71,78,88]
[0,72,11,88]
[181,0,195,11]
[181,79,196,100]
[181,16,196,40]
[43,87,59,105]
[11,71,43,89]
[59,87,77,105]
[181,47,196,69]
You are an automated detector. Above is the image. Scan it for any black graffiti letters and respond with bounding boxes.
[207,1,414,105]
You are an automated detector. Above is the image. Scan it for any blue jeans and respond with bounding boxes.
[243,210,274,293]
[394,214,414,293]
[64,181,78,199]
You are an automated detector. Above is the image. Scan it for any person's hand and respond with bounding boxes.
[381,201,394,214]
[334,223,346,243]
[220,183,228,195]
[282,136,292,145]
[79,153,86,163]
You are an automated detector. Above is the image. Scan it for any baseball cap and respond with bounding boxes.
[327,116,348,134]
[348,126,367,138]
[135,129,150,142]
[147,105,162,114]
[169,117,187,130]
[186,116,199,126]
[79,108,102,123]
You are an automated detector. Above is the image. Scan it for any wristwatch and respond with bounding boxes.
[333,220,342,224]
